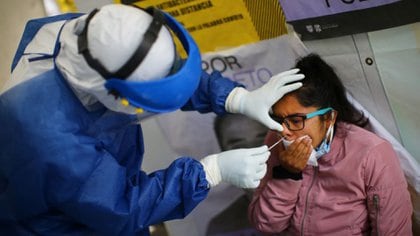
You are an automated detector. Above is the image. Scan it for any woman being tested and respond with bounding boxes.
[248,54,412,235]
[0,4,304,235]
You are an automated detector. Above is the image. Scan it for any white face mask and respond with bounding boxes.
[282,137,318,166]
[281,123,334,167]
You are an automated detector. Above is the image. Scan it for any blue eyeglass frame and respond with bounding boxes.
[270,107,333,131]
[305,107,333,119]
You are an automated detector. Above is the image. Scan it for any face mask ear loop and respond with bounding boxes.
[315,120,334,153]
[326,124,334,145]
[326,110,336,145]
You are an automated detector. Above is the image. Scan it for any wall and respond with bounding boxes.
[0,0,46,89]
[369,22,420,160]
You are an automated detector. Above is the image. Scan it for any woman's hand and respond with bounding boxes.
[278,136,312,173]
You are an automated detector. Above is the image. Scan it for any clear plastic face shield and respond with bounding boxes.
[77,6,202,117]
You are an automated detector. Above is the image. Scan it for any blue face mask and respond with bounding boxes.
[315,123,334,159]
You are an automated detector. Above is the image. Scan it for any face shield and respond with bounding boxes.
[77,5,201,114]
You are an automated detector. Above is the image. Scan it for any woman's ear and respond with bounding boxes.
[324,110,337,127]
[329,110,337,125]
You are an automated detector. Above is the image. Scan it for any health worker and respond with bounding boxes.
[0,4,304,235]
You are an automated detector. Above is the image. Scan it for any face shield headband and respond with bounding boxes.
[77,6,201,113]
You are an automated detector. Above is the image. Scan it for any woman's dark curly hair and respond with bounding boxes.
[291,53,368,128]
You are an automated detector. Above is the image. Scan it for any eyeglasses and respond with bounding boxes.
[270,107,333,131]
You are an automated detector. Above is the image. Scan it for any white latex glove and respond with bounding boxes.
[225,68,304,132]
[200,145,269,189]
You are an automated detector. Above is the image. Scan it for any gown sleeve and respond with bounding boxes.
[181,70,243,115]
[59,151,210,235]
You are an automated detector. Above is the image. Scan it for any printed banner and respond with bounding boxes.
[116,0,287,53]
[279,0,420,40]
[155,34,307,158]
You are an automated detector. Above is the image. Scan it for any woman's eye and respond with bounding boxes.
[289,118,301,124]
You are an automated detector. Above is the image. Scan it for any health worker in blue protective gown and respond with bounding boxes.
[0,4,304,236]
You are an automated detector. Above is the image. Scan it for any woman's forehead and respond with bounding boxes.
[273,94,316,116]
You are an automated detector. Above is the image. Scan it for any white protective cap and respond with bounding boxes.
[56,4,176,114]
[86,4,175,81]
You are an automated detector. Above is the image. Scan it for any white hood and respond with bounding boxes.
[55,4,175,114]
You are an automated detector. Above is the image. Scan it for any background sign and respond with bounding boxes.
[280,0,400,21]
[279,0,420,40]
[117,0,288,53]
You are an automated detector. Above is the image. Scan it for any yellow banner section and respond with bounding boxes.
[56,0,78,13]
[115,0,287,53]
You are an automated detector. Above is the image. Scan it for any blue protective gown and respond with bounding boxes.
[0,14,239,235]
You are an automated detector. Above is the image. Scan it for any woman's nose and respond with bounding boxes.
[281,123,293,137]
